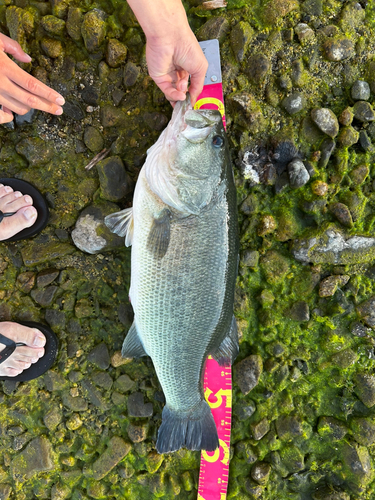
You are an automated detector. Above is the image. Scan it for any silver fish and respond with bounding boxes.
[105,95,239,454]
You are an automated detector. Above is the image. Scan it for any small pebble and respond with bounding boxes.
[351,80,371,101]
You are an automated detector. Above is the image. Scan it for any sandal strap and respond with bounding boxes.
[0,333,17,364]
[0,211,16,224]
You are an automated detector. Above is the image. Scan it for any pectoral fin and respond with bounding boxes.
[104,207,134,247]
[122,321,147,359]
[147,209,171,259]
[211,315,239,366]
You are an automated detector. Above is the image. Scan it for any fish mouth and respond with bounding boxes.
[170,93,221,143]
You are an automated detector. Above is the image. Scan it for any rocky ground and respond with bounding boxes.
[0,0,375,499]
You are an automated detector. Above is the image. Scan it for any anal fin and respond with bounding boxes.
[211,315,239,366]
[122,321,147,359]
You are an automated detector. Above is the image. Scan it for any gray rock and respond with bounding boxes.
[106,38,127,68]
[84,126,104,153]
[43,406,63,430]
[196,17,230,43]
[123,61,140,87]
[317,416,348,441]
[234,401,256,421]
[37,269,59,288]
[292,225,375,264]
[45,309,66,330]
[328,202,353,227]
[71,202,125,254]
[338,126,359,147]
[43,371,67,391]
[96,156,133,202]
[92,436,131,480]
[350,417,375,446]
[350,321,369,337]
[287,301,310,321]
[251,462,271,484]
[31,285,58,307]
[342,442,372,481]
[242,250,259,268]
[81,379,110,411]
[230,21,253,62]
[87,343,110,369]
[318,138,336,168]
[127,422,148,443]
[246,54,271,85]
[282,93,305,115]
[288,159,310,188]
[276,415,304,440]
[351,80,371,101]
[63,101,85,121]
[143,112,169,131]
[356,296,375,329]
[311,108,339,138]
[100,105,127,127]
[323,37,354,61]
[127,392,153,417]
[61,393,88,412]
[81,87,99,106]
[92,371,113,390]
[81,9,107,52]
[114,374,135,393]
[15,109,35,125]
[250,418,270,441]
[354,372,375,407]
[353,101,375,122]
[16,137,53,166]
[234,355,263,395]
[10,436,54,482]
[359,130,372,151]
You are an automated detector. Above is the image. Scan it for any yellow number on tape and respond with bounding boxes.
[194,97,225,117]
[202,439,229,465]
[205,388,232,409]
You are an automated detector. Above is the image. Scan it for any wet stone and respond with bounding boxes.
[81,86,99,106]
[288,159,310,188]
[295,23,314,43]
[349,164,369,185]
[127,422,148,443]
[242,250,259,268]
[71,202,125,254]
[114,374,135,393]
[359,130,372,151]
[351,80,371,101]
[43,406,63,431]
[331,348,358,369]
[40,37,63,58]
[97,156,133,202]
[112,88,125,106]
[16,272,35,293]
[31,285,58,307]
[10,436,54,482]
[354,373,375,408]
[45,309,66,330]
[287,301,310,322]
[356,296,375,329]
[352,101,375,122]
[106,38,127,68]
[16,137,53,166]
[123,61,140,87]
[84,126,104,153]
[44,371,67,391]
[251,418,270,441]
[143,112,169,132]
[318,138,336,168]
[92,436,131,480]
[311,108,339,138]
[244,479,263,498]
[230,21,253,63]
[246,54,271,85]
[66,7,82,41]
[37,269,59,288]
[338,126,359,147]
[311,180,328,196]
[91,371,113,390]
[87,343,110,369]
[323,37,354,61]
[350,321,369,337]
[196,17,230,43]
[100,105,127,127]
[40,15,65,36]
[339,107,354,126]
[328,202,353,227]
[235,401,256,421]
[282,93,305,115]
[13,433,31,451]
[81,9,107,52]
[317,416,348,441]
[260,250,290,284]
[251,462,271,484]
[280,444,304,473]
[312,487,350,500]
[350,417,375,446]
[342,442,372,481]
[127,392,153,417]
[276,415,303,441]
[81,379,109,411]
[63,101,85,121]
[319,275,350,297]
[234,355,263,395]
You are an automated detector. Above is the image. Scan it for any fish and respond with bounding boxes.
[105,94,239,454]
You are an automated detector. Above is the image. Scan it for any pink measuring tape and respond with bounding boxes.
[194,40,232,500]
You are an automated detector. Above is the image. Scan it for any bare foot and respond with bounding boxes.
[0,322,45,377]
[0,184,37,241]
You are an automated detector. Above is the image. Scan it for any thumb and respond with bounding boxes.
[0,33,31,63]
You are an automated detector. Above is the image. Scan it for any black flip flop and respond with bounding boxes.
[0,321,58,382]
[0,178,49,242]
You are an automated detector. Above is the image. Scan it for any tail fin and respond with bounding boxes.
[156,400,218,454]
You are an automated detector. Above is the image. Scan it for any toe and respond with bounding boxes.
[2,192,33,213]
[0,206,37,241]
[0,322,46,348]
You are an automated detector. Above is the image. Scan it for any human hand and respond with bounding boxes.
[0,33,65,124]
[146,28,208,106]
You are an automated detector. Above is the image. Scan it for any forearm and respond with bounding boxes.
[126,0,189,41]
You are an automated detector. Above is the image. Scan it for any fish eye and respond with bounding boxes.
[212,135,224,148]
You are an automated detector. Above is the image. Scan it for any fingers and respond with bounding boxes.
[187,59,208,106]
[0,33,31,63]
[0,105,13,124]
